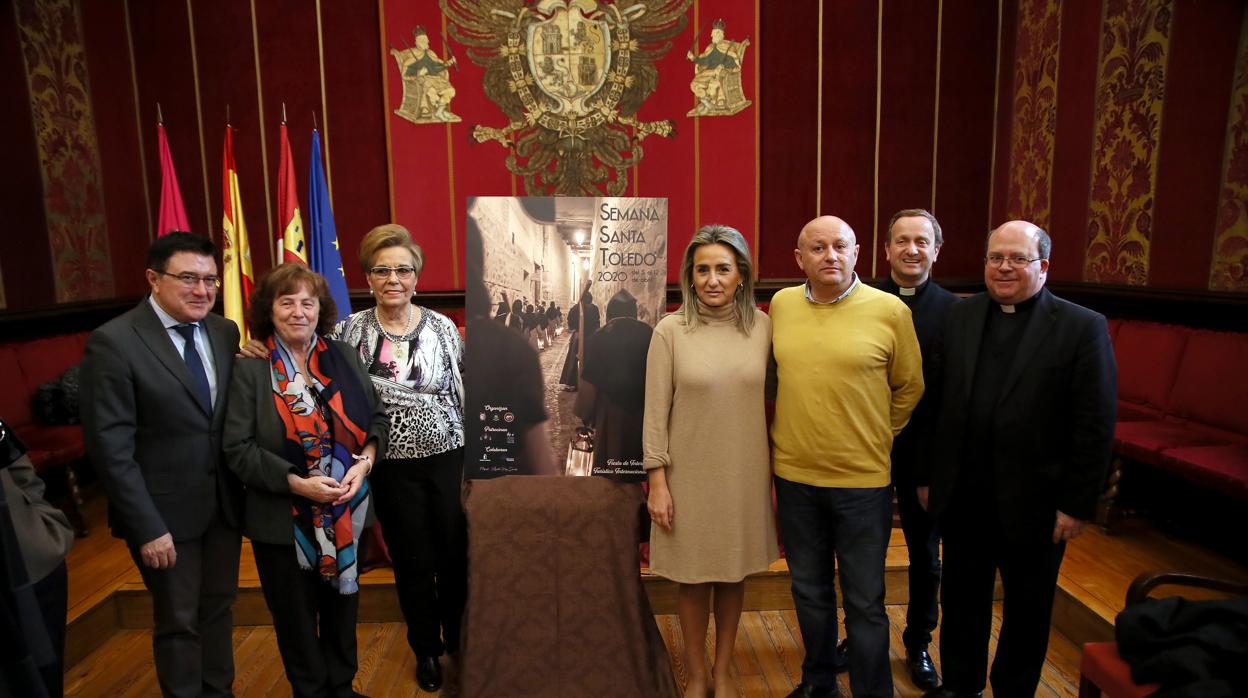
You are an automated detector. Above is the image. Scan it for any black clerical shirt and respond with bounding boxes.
[959,293,1040,501]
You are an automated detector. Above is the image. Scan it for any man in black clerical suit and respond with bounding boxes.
[81,232,243,697]
[918,221,1116,698]
[871,209,957,690]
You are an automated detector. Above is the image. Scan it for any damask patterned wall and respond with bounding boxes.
[12,0,113,302]
[1211,11,1248,291]
[1083,0,1173,285]
[1006,0,1062,230]
[997,0,1247,292]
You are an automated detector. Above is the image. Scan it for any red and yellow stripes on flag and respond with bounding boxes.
[277,123,307,264]
[222,126,255,343]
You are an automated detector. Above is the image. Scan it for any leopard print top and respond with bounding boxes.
[331,307,465,460]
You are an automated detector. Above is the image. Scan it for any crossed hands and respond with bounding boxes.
[287,461,370,506]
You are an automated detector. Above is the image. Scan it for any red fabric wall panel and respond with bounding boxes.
[320,0,390,291]
[188,0,272,279]
[320,0,391,291]
[384,4,514,291]
[127,1,211,241]
[932,0,1000,280]
[0,4,55,308]
[254,0,322,266]
[990,0,1020,235]
[695,0,757,267]
[81,1,148,298]
[1149,0,1241,290]
[820,1,879,275]
[875,0,939,277]
[634,29,695,282]
[1048,0,1101,282]
[757,0,817,279]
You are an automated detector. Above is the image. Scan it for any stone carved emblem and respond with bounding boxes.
[442,0,691,195]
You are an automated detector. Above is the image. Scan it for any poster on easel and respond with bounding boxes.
[463,196,667,481]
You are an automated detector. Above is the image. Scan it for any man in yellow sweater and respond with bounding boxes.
[770,215,924,698]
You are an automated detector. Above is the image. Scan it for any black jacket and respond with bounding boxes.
[873,277,958,483]
[921,288,1117,541]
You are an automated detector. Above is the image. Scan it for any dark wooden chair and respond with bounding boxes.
[1078,570,1248,698]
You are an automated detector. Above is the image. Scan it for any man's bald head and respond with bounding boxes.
[795,215,860,301]
[798,215,856,250]
[985,219,1050,305]
[989,220,1051,260]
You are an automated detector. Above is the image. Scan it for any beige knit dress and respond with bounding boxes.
[642,303,778,583]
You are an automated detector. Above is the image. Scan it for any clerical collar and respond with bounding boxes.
[804,273,859,305]
[884,275,929,298]
[994,292,1040,315]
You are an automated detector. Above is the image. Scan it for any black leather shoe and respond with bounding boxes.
[921,689,982,698]
[786,683,837,698]
[416,655,443,692]
[906,646,939,689]
[831,638,849,673]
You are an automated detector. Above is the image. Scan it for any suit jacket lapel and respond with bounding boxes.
[958,294,989,403]
[132,299,213,417]
[998,288,1057,404]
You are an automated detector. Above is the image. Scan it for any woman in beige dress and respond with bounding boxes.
[644,224,778,698]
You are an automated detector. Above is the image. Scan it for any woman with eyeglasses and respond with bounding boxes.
[337,224,466,692]
[241,224,467,692]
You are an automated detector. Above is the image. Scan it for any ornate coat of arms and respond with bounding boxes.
[442,0,691,196]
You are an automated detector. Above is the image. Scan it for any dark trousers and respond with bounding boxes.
[34,561,67,697]
[370,448,467,659]
[894,479,941,649]
[130,521,241,698]
[775,478,893,698]
[939,504,1066,696]
[252,541,360,698]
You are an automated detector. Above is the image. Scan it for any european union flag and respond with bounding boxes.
[308,129,351,322]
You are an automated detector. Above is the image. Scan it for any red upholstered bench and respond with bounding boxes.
[1078,571,1248,698]
[0,331,90,534]
[1101,321,1248,526]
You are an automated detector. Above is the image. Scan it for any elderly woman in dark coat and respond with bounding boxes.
[225,263,388,698]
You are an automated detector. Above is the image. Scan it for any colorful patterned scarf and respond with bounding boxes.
[268,335,372,594]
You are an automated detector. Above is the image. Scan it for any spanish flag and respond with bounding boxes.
[222,125,255,342]
[277,122,307,264]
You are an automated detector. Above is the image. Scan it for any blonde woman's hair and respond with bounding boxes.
[678,224,756,333]
[358,223,425,276]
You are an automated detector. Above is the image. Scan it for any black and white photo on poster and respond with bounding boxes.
[463,196,667,481]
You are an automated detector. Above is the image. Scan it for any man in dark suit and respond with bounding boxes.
[918,221,1116,698]
[872,209,958,690]
[81,232,243,697]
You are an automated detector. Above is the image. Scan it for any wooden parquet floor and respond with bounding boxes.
[61,487,1246,695]
[65,603,1080,697]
